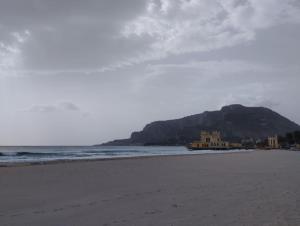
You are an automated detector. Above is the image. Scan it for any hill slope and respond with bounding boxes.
[99,104,300,146]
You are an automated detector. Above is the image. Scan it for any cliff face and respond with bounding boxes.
[99,104,300,146]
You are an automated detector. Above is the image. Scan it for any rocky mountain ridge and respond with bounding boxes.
[99,104,300,146]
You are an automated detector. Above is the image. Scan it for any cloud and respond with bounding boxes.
[59,102,80,111]
[126,58,295,116]
[131,60,272,92]
[217,82,280,109]
[0,0,148,75]
[219,95,280,110]
[25,104,57,113]
[0,0,298,77]
[145,60,270,76]
[1,0,299,75]
[119,0,300,67]
[0,30,30,76]
[256,100,280,109]
[24,101,84,114]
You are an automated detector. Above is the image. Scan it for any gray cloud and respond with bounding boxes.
[1,0,300,75]
[118,0,300,67]
[0,0,300,145]
[59,102,81,111]
[0,0,147,73]
[24,101,83,113]
[25,104,57,113]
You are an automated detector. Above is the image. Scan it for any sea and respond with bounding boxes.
[0,146,252,164]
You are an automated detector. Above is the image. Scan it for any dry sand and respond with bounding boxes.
[1,150,300,226]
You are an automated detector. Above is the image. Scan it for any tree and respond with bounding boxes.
[286,132,295,144]
[294,131,300,143]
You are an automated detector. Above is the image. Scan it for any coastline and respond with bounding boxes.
[0,148,254,168]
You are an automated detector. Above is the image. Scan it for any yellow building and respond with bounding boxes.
[189,131,229,150]
[268,135,279,149]
[230,143,243,149]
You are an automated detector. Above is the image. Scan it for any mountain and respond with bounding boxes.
[99,104,300,146]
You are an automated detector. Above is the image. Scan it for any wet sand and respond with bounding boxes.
[1,150,300,226]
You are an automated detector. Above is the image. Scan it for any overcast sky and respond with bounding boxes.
[1,0,300,145]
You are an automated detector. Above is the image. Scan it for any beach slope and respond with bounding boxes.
[1,150,300,226]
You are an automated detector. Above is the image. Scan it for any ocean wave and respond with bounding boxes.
[0,146,253,164]
[0,151,64,157]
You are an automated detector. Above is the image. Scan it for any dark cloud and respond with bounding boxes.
[0,0,148,70]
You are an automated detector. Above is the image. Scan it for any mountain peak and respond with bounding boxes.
[221,104,247,111]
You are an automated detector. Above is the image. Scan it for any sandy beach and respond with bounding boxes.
[1,150,300,226]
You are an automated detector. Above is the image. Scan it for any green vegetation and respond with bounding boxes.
[279,131,300,146]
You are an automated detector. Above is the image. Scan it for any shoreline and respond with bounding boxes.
[0,149,255,168]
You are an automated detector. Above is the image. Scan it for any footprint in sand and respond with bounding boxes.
[33,210,45,214]
[53,208,64,212]
[172,204,179,208]
[144,210,162,215]
[70,204,81,208]
[10,213,24,217]
[88,201,97,206]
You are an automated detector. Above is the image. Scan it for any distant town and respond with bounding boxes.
[189,130,300,151]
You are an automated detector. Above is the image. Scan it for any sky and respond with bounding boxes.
[0,0,300,145]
